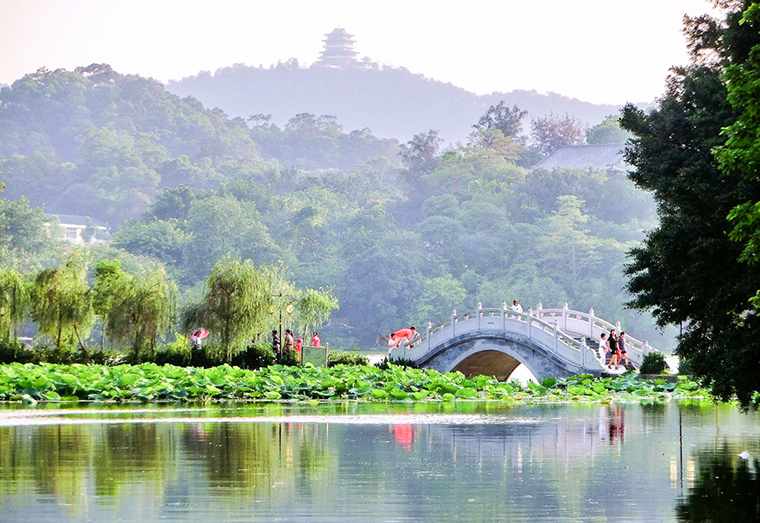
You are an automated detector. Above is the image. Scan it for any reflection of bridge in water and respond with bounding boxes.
[389,303,657,381]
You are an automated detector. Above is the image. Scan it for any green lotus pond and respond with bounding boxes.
[0,362,709,404]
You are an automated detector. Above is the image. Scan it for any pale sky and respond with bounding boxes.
[1,0,719,105]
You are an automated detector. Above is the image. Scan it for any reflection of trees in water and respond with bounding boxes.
[0,423,171,519]
[676,444,760,522]
[179,421,333,500]
[1,402,756,521]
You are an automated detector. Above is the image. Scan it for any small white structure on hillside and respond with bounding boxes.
[46,214,110,245]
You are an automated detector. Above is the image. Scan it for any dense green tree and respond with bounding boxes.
[0,267,30,340]
[0,65,268,226]
[586,114,631,144]
[399,130,442,175]
[185,195,283,280]
[92,259,130,349]
[106,264,176,359]
[338,231,425,337]
[714,2,760,301]
[620,2,760,406]
[408,274,467,328]
[110,219,191,270]
[31,249,95,355]
[187,256,292,360]
[295,287,339,340]
[0,196,60,267]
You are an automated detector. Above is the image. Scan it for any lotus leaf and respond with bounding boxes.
[455,388,478,399]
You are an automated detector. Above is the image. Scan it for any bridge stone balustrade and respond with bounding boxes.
[533,302,653,367]
[389,307,604,382]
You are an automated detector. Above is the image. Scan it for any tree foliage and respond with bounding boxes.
[586,114,631,144]
[0,267,30,340]
[398,130,443,174]
[473,101,527,138]
[530,113,587,155]
[106,264,176,359]
[296,287,339,339]
[31,249,95,355]
[621,2,760,406]
[186,256,294,360]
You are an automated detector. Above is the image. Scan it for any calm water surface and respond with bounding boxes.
[0,401,758,522]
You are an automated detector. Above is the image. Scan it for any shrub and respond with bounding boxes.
[0,337,34,364]
[231,341,276,370]
[677,355,693,376]
[640,351,668,375]
[374,356,419,370]
[89,349,129,366]
[281,349,301,367]
[153,333,192,366]
[328,350,369,367]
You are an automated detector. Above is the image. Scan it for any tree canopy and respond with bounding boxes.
[621,1,760,407]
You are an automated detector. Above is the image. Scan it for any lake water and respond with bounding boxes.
[0,401,757,522]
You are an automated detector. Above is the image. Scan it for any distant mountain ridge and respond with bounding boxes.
[166,62,639,143]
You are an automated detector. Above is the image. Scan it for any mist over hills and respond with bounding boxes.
[167,62,631,143]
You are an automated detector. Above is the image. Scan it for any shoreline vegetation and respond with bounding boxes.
[0,362,710,405]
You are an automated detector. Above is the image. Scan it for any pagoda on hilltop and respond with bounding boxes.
[315,28,377,69]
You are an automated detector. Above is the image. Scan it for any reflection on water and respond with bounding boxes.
[0,401,757,522]
[677,446,760,522]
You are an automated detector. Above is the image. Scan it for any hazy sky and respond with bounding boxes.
[1,0,719,105]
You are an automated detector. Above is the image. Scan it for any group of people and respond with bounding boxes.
[272,329,320,358]
[387,326,418,352]
[598,329,631,370]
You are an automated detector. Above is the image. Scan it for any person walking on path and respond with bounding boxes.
[284,329,294,353]
[607,329,620,370]
[619,332,630,368]
[272,330,281,360]
[311,332,321,347]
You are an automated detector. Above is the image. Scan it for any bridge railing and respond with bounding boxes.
[391,307,603,372]
[534,303,654,366]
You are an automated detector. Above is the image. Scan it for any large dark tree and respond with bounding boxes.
[621,2,760,407]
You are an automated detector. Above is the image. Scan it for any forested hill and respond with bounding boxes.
[0,65,399,225]
[0,63,673,351]
[166,62,626,143]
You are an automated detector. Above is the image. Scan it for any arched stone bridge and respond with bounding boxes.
[388,303,657,382]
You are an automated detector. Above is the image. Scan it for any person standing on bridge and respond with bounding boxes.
[511,300,523,315]
[619,332,630,369]
[599,333,609,362]
[607,329,620,370]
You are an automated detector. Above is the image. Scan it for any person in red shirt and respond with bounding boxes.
[392,326,417,348]
[311,332,321,347]
[295,338,303,352]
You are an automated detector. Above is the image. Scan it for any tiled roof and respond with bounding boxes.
[532,144,629,172]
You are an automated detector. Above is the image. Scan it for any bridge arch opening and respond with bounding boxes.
[451,350,538,383]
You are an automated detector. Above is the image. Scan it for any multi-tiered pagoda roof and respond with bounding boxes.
[316,28,373,69]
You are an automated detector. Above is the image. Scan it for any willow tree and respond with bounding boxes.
[107,264,176,360]
[296,287,339,340]
[31,249,94,356]
[187,256,293,361]
[92,259,129,349]
[0,267,30,341]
